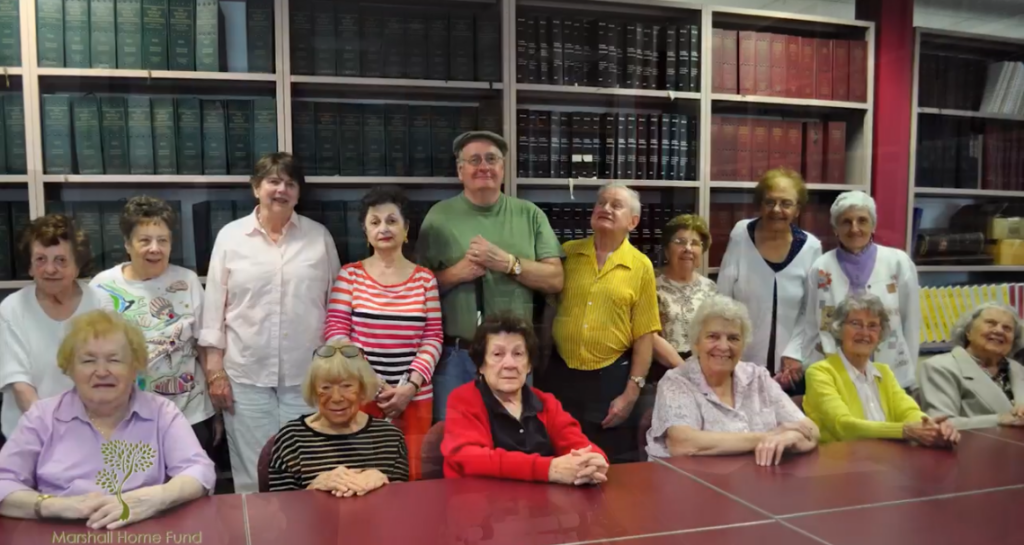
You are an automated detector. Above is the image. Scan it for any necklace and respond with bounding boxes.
[87,413,117,438]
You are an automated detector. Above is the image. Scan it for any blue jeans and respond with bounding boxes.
[432,347,477,423]
[432,347,535,423]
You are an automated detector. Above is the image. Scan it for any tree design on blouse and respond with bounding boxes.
[95,440,156,522]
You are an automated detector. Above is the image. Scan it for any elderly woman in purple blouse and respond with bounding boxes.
[0,310,214,529]
[646,295,820,466]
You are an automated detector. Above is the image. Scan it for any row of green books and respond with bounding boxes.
[0,93,26,174]
[36,0,273,72]
[293,101,501,178]
[293,3,499,82]
[42,94,277,175]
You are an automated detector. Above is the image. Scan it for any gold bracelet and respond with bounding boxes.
[208,370,228,383]
[506,254,516,274]
[35,494,53,518]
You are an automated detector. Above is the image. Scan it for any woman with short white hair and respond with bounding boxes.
[646,294,819,466]
[920,302,1024,429]
[794,190,921,391]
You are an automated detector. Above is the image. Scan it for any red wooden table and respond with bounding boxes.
[969,424,1024,446]
[4,430,1023,545]
[661,429,1024,516]
[786,486,1024,545]
[243,461,771,545]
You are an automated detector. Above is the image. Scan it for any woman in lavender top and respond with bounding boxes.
[795,191,920,392]
[0,310,214,529]
[646,295,819,466]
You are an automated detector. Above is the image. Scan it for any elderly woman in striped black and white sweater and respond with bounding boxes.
[268,344,408,495]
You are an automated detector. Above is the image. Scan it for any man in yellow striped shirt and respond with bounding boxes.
[541,183,662,463]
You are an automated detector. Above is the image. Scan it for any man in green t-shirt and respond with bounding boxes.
[416,131,564,422]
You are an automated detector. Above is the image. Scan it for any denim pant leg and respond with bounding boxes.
[432,347,478,422]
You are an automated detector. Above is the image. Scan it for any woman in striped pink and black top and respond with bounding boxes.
[324,186,442,481]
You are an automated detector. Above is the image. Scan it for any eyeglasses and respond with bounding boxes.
[762,199,796,211]
[845,320,882,333]
[313,345,363,359]
[671,238,704,249]
[460,153,504,167]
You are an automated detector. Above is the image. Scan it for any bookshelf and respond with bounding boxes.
[906,28,1024,276]
[0,0,876,283]
[35,68,278,82]
[916,106,1024,123]
[40,175,252,184]
[710,93,870,111]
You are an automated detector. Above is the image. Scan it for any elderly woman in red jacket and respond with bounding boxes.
[442,313,609,485]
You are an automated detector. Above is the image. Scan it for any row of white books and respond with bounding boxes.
[979,62,1024,115]
[920,284,1023,344]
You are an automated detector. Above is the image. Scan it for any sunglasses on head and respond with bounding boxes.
[313,345,363,359]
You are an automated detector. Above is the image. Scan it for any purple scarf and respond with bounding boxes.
[836,242,877,292]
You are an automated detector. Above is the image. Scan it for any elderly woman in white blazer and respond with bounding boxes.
[796,191,920,391]
[717,168,821,386]
[920,302,1024,429]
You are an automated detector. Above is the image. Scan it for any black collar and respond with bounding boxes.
[475,376,542,418]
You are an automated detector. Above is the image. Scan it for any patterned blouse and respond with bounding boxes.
[656,272,717,354]
[646,359,807,459]
[993,360,1015,404]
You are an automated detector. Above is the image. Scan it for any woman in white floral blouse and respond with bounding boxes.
[651,215,718,383]
[646,295,819,466]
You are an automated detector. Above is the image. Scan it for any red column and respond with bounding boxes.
[856,0,914,250]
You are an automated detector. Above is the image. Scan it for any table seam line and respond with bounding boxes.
[966,429,1024,447]
[776,483,1024,520]
[242,493,252,545]
[773,519,840,545]
[651,457,777,518]
[652,457,840,545]
[554,520,776,545]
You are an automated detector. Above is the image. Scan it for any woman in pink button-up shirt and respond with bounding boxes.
[199,153,340,494]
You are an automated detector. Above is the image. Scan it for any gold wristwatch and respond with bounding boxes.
[34,494,53,518]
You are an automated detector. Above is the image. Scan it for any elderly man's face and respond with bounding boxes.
[479,333,531,395]
[967,308,1016,358]
[315,376,363,427]
[695,317,744,377]
[457,140,504,192]
[71,333,136,409]
[836,207,874,253]
[840,308,883,360]
[591,187,639,235]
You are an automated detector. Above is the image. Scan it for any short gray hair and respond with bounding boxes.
[829,292,892,342]
[830,190,877,229]
[597,182,641,216]
[950,302,1024,354]
[688,294,754,349]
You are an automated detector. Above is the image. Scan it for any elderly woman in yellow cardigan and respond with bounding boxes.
[803,292,960,447]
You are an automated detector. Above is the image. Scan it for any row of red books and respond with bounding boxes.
[981,122,1024,192]
[707,201,839,268]
[710,116,847,184]
[711,30,868,102]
